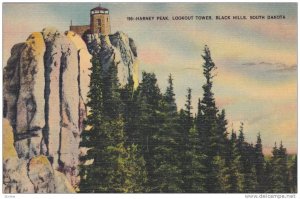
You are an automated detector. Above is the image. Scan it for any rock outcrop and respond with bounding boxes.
[3,28,140,193]
[3,27,91,192]
[3,119,17,160]
[3,155,75,193]
[85,31,139,88]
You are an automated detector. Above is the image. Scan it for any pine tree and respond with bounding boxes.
[184,88,193,131]
[212,155,230,192]
[254,133,265,192]
[228,130,244,193]
[125,144,148,192]
[237,123,247,174]
[150,74,182,192]
[244,165,258,193]
[200,46,219,158]
[199,45,217,191]
[179,89,207,192]
[151,119,182,192]
[264,161,273,193]
[79,58,147,193]
[270,142,289,193]
[178,88,194,192]
[277,142,289,192]
[136,72,163,191]
[215,109,229,156]
[270,143,282,192]
[102,62,122,119]
[237,123,258,193]
[79,56,104,193]
[195,98,205,144]
[164,74,177,114]
[183,127,206,192]
[237,122,245,150]
[137,72,162,155]
[214,112,230,192]
[289,155,297,193]
[120,75,140,145]
[119,73,149,192]
[91,118,130,192]
[198,45,231,192]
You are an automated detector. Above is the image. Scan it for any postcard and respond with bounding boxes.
[2,2,297,195]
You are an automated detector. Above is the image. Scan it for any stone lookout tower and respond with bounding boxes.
[90,6,111,35]
[70,5,111,36]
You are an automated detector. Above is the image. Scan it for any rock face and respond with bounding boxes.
[3,155,75,193]
[3,28,91,192]
[3,28,139,193]
[3,119,17,160]
[85,31,139,88]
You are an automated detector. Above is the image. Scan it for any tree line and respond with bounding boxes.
[78,46,297,193]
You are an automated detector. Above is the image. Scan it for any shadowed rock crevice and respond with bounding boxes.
[42,40,53,156]
[77,50,82,132]
[58,52,66,168]
[4,43,26,134]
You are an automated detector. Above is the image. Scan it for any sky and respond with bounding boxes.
[2,2,297,155]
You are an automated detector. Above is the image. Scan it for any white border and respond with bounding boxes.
[0,1,298,199]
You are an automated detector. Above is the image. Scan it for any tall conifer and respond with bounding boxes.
[150,74,182,192]
[270,142,289,193]
[79,58,147,193]
[254,133,265,192]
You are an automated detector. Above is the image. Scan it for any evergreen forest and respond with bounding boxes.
[78,46,297,193]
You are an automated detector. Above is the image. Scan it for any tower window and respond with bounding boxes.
[97,19,101,25]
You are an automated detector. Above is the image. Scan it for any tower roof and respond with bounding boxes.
[91,6,108,11]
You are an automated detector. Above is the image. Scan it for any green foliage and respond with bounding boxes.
[244,165,258,193]
[264,161,273,193]
[134,72,162,189]
[149,74,183,192]
[164,74,177,114]
[79,56,104,193]
[136,72,162,155]
[198,46,230,192]
[254,133,265,192]
[102,62,122,119]
[79,58,147,193]
[269,142,290,193]
[289,156,297,193]
[134,72,182,192]
[200,46,218,140]
[212,155,231,192]
[228,130,244,193]
[216,109,228,156]
[125,144,149,192]
[87,119,145,193]
[183,127,206,192]
[78,45,294,193]
[180,90,206,193]
[120,75,141,145]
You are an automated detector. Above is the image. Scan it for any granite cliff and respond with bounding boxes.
[3,27,139,193]
[84,31,139,88]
